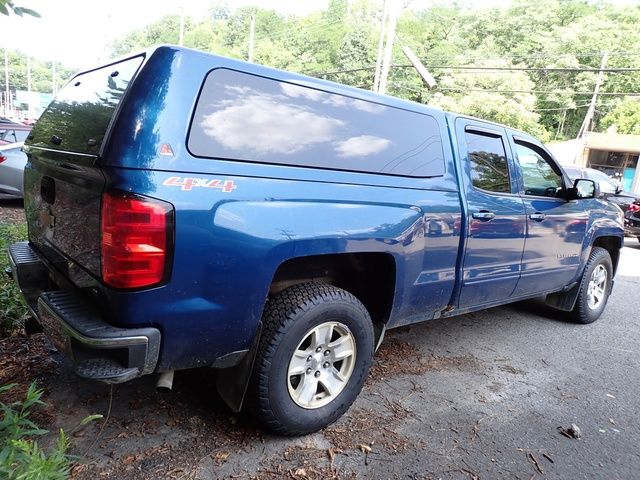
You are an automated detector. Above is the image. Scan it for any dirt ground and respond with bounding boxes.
[2,199,640,479]
[0,197,25,223]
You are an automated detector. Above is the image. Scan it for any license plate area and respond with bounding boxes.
[37,299,73,358]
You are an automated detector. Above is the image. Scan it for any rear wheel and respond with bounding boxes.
[249,283,374,436]
[570,247,612,324]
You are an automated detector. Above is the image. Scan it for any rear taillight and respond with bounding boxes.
[0,155,7,164]
[628,203,640,213]
[101,191,174,289]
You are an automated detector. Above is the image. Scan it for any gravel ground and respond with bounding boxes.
[2,198,639,479]
[0,197,25,223]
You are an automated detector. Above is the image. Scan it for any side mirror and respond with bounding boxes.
[568,178,599,200]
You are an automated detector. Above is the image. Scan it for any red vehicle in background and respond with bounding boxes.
[625,200,640,242]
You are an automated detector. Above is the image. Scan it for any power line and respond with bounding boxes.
[422,51,640,62]
[311,64,640,77]
[394,82,640,97]
[533,105,590,111]
[417,65,640,73]
[253,19,343,43]
[437,87,640,96]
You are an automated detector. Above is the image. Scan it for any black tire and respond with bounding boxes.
[570,247,613,324]
[248,282,374,436]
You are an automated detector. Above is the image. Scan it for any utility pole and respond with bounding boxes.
[52,59,57,96]
[373,0,388,92]
[4,48,9,113]
[377,0,398,94]
[27,56,32,92]
[402,46,437,89]
[576,51,608,139]
[248,14,256,63]
[178,6,185,46]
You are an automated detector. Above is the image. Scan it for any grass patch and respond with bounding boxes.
[0,221,29,335]
[0,382,72,480]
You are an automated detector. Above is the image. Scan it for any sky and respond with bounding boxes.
[0,0,331,69]
[1,0,637,71]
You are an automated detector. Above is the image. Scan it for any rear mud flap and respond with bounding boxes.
[216,322,262,412]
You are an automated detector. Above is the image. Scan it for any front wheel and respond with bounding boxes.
[570,247,613,324]
[249,283,374,435]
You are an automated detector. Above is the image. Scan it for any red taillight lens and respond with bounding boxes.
[101,192,174,289]
[0,155,7,164]
[628,203,640,213]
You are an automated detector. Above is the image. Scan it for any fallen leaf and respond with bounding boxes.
[293,468,307,477]
[214,451,230,462]
[557,423,582,439]
[327,448,335,463]
[358,444,372,453]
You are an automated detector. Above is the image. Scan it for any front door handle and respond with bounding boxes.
[529,212,545,222]
[472,211,495,221]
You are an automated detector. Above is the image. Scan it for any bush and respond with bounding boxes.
[0,383,71,480]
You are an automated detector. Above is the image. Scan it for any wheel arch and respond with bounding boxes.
[216,252,396,413]
[591,235,622,275]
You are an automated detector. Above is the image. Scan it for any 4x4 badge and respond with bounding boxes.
[163,176,236,192]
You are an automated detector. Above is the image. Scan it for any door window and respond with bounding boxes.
[515,142,562,197]
[465,131,510,193]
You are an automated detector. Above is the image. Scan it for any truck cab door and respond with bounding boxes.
[508,137,587,295]
[455,119,526,308]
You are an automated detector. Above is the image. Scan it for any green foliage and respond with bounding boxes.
[0,222,28,335]
[0,383,71,480]
[600,99,640,135]
[76,1,640,138]
[0,1,40,17]
[0,50,74,95]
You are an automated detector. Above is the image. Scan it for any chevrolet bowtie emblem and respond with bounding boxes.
[39,209,55,230]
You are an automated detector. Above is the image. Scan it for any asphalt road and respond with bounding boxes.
[10,235,640,479]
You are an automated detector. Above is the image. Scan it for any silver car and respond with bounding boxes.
[0,142,27,198]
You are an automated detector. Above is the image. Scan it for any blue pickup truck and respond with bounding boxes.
[8,46,624,435]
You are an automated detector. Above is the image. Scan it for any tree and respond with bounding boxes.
[600,99,640,135]
[0,50,74,95]
[0,0,39,17]
[103,0,640,139]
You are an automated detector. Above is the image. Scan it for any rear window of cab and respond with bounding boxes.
[188,68,445,178]
[28,55,143,155]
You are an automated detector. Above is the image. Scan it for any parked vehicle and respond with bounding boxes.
[0,142,27,198]
[625,200,640,241]
[8,46,624,435]
[562,165,640,212]
[0,124,32,145]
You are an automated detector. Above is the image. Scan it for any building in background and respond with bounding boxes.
[547,132,640,194]
[13,90,52,120]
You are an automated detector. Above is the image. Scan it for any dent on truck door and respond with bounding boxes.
[455,121,526,308]
[510,139,586,295]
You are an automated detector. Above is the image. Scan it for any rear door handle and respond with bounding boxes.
[529,212,545,222]
[472,211,495,221]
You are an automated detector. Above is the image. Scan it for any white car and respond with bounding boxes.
[0,142,27,198]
